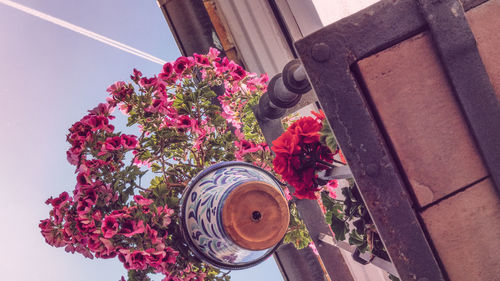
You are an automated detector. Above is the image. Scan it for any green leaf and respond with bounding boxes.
[348,229,365,246]
[388,274,401,281]
[331,215,348,241]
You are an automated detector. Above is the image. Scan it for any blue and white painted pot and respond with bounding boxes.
[179,161,289,269]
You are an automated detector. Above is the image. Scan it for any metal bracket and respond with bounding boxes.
[318,233,399,277]
[317,165,353,180]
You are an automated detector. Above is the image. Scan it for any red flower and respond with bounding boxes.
[272,113,334,199]
[288,116,322,144]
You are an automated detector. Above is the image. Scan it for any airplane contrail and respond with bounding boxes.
[0,0,167,65]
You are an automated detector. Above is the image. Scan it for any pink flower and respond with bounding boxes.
[46,191,70,208]
[134,195,154,206]
[118,249,132,269]
[119,219,145,237]
[89,102,115,116]
[215,57,231,74]
[207,47,220,60]
[101,216,119,238]
[173,57,191,74]
[130,250,149,270]
[163,247,179,264]
[75,199,92,218]
[121,134,137,149]
[175,115,194,129]
[139,76,158,89]
[76,172,91,187]
[309,242,319,256]
[87,234,105,252]
[130,68,142,82]
[325,180,338,199]
[146,248,166,268]
[86,115,112,132]
[75,216,96,233]
[106,81,126,95]
[194,53,210,66]
[162,62,173,77]
[118,103,132,115]
[82,187,98,205]
[231,65,246,80]
[101,136,122,153]
[235,139,261,160]
[283,188,293,201]
[66,146,82,165]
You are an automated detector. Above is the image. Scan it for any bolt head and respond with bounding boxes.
[366,163,379,177]
[311,43,330,62]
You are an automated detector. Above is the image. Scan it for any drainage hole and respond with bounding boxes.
[251,211,262,222]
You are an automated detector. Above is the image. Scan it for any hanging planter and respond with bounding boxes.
[180,161,289,269]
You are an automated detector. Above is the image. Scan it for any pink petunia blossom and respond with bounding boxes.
[325,180,338,199]
[173,56,192,74]
[130,250,149,270]
[101,215,119,238]
[121,134,138,149]
[309,242,319,256]
[130,68,142,82]
[134,195,154,206]
[119,219,145,237]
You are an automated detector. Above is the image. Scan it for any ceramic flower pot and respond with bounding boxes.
[179,161,289,269]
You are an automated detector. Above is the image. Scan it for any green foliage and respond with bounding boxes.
[283,204,312,249]
[318,120,393,270]
[389,274,401,281]
[319,118,337,151]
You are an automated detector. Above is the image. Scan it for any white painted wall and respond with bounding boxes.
[312,0,380,26]
[215,0,294,76]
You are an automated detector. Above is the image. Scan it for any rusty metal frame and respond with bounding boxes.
[294,0,498,280]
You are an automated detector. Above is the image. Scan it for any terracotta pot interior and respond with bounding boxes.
[222,181,289,250]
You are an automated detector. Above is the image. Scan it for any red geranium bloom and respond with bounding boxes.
[272,113,334,199]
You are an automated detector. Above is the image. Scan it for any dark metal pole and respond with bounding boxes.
[157,0,224,56]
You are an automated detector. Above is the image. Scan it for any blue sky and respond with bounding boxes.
[0,1,281,280]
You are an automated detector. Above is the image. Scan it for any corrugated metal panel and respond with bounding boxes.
[214,0,294,76]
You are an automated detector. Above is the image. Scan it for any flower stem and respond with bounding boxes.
[316,159,345,168]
